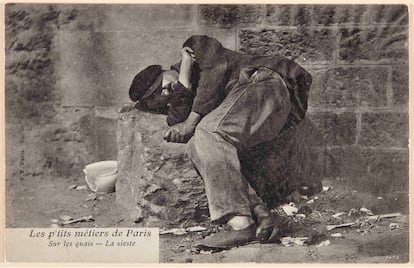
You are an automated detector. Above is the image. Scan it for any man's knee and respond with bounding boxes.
[187,124,211,162]
[195,113,219,135]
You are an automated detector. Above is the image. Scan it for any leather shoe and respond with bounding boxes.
[195,224,257,251]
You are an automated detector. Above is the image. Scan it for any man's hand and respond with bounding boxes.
[164,112,201,143]
[164,122,195,143]
[181,47,196,62]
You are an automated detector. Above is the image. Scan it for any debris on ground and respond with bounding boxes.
[75,185,88,190]
[316,240,331,248]
[326,221,359,231]
[330,233,343,238]
[199,250,213,255]
[389,223,399,230]
[85,193,97,201]
[281,203,298,216]
[185,258,193,263]
[332,212,345,219]
[61,215,94,225]
[311,211,322,218]
[348,208,358,216]
[377,196,383,200]
[119,104,136,113]
[306,199,314,204]
[359,207,373,215]
[182,237,193,243]
[280,236,308,247]
[298,205,312,216]
[68,184,77,190]
[322,186,330,192]
[50,218,59,224]
[308,232,327,245]
[172,245,186,253]
[59,215,73,221]
[186,226,208,233]
[359,221,376,233]
[365,213,401,221]
[160,228,187,235]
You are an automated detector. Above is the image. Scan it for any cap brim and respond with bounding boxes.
[141,74,162,100]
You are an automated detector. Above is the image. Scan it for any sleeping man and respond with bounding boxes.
[129,35,312,250]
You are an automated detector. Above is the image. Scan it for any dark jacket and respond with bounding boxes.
[168,35,312,131]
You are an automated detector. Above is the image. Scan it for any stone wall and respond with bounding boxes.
[200,5,408,195]
[6,5,408,206]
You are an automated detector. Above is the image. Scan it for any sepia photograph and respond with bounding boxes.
[4,3,410,263]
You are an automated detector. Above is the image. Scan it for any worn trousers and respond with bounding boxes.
[187,67,291,223]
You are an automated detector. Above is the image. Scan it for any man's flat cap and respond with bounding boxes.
[129,64,163,102]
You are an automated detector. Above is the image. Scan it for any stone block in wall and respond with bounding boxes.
[369,5,408,25]
[58,30,130,106]
[265,5,407,27]
[361,149,408,192]
[5,123,23,180]
[312,5,371,26]
[200,5,263,28]
[30,107,120,179]
[392,64,408,106]
[53,5,103,32]
[5,4,77,122]
[239,28,337,64]
[308,67,388,108]
[322,146,365,179]
[99,5,194,31]
[58,28,236,107]
[308,112,357,146]
[360,112,408,148]
[323,146,408,193]
[116,110,323,226]
[339,26,408,62]
[56,5,195,32]
[33,108,97,179]
[265,5,313,26]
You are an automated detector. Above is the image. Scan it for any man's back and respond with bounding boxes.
[181,35,312,130]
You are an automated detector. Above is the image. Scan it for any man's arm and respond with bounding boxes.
[178,47,194,88]
[164,111,201,143]
[166,84,194,126]
[166,47,196,126]
[164,47,201,143]
[182,35,229,117]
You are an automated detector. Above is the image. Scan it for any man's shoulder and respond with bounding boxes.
[183,35,214,44]
[183,35,223,51]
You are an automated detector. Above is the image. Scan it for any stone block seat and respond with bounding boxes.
[116,108,323,228]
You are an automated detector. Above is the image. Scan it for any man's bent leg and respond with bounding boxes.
[188,128,253,223]
[188,68,291,223]
[189,68,291,247]
[188,133,257,250]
